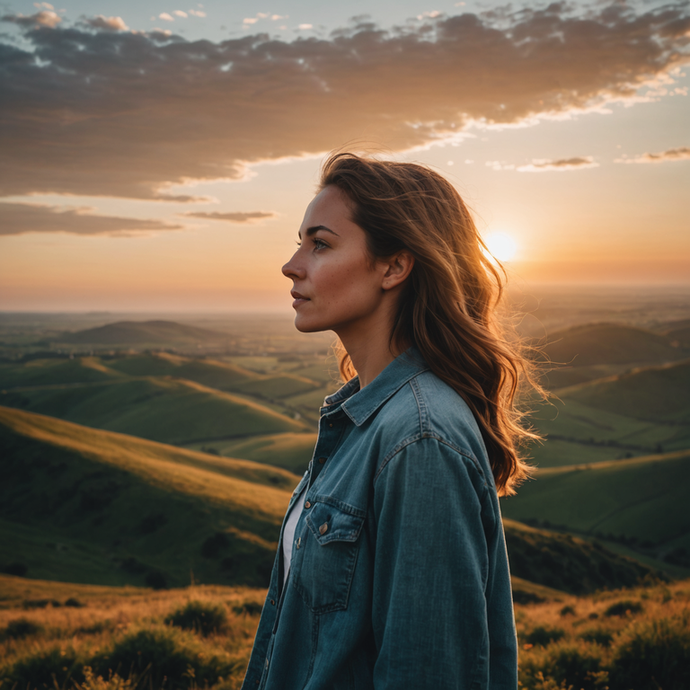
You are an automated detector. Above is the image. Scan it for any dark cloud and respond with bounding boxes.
[618,146,690,164]
[0,202,184,235]
[0,4,688,200]
[517,156,598,172]
[181,211,277,223]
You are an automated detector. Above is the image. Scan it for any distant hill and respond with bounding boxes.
[540,323,688,388]
[561,359,690,425]
[58,320,228,345]
[502,449,690,574]
[1,375,308,445]
[502,519,658,596]
[0,406,297,588]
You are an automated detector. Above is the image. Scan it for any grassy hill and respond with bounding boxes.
[0,407,298,588]
[0,357,118,389]
[561,359,690,425]
[186,432,318,475]
[58,320,228,346]
[528,359,690,469]
[1,376,308,445]
[540,322,689,388]
[502,449,690,574]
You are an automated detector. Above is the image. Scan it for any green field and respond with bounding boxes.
[185,432,318,475]
[1,407,298,588]
[502,450,690,568]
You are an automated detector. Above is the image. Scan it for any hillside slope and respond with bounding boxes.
[1,407,297,588]
[502,450,690,568]
[58,320,228,345]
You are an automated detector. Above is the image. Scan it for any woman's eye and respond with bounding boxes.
[313,239,328,250]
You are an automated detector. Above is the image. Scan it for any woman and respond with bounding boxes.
[241,153,538,690]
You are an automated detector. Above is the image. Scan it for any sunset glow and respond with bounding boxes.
[0,0,688,312]
[484,233,519,263]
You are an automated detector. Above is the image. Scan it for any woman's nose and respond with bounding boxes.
[282,251,304,280]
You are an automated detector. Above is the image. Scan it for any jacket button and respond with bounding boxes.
[318,457,326,464]
[329,423,333,428]
[304,501,311,509]
[270,599,275,606]
[319,522,328,535]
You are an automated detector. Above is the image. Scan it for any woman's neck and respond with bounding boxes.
[337,318,406,389]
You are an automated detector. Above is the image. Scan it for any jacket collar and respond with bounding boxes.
[321,348,429,427]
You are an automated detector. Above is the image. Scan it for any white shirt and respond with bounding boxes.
[282,483,307,585]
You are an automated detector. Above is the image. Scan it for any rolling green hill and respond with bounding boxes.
[0,376,308,445]
[543,323,686,367]
[186,432,318,475]
[502,519,657,596]
[561,359,690,425]
[1,406,661,595]
[502,449,690,572]
[0,357,118,389]
[528,359,690,469]
[540,322,689,388]
[58,320,228,346]
[0,406,298,588]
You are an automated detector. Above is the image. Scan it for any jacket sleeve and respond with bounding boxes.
[370,436,511,689]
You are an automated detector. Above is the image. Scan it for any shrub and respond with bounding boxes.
[547,643,605,690]
[91,627,234,690]
[4,645,81,690]
[233,601,263,616]
[559,605,576,617]
[608,615,690,690]
[73,666,132,690]
[65,597,86,608]
[579,628,614,648]
[2,617,44,640]
[604,600,643,617]
[165,601,229,636]
[524,626,566,647]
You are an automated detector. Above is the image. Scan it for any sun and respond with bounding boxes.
[483,232,519,262]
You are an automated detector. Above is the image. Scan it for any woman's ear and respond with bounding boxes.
[381,251,415,291]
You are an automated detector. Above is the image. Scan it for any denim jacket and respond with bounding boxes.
[241,349,518,690]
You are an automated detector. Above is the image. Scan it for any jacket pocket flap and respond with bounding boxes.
[305,502,364,546]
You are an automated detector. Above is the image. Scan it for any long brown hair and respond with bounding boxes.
[320,152,542,496]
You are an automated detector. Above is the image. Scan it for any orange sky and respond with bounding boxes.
[0,1,688,311]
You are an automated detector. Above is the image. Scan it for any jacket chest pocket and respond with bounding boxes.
[291,501,365,614]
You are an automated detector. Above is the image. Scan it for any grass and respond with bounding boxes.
[186,433,318,475]
[1,376,308,446]
[502,450,690,562]
[0,578,262,690]
[1,576,688,690]
[0,407,298,588]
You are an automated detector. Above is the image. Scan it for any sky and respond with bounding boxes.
[0,0,689,312]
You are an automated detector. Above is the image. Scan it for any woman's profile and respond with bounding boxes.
[241,152,540,689]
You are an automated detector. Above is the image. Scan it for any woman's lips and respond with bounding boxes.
[291,291,310,308]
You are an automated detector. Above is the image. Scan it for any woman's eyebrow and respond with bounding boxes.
[298,225,340,240]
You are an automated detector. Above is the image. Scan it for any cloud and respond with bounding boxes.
[0,203,184,236]
[173,10,188,18]
[0,3,688,200]
[616,147,690,164]
[297,23,313,30]
[159,12,174,22]
[188,10,206,17]
[517,156,598,172]
[83,15,129,32]
[180,211,277,223]
[2,10,61,27]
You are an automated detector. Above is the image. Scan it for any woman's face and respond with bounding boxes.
[282,185,390,336]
